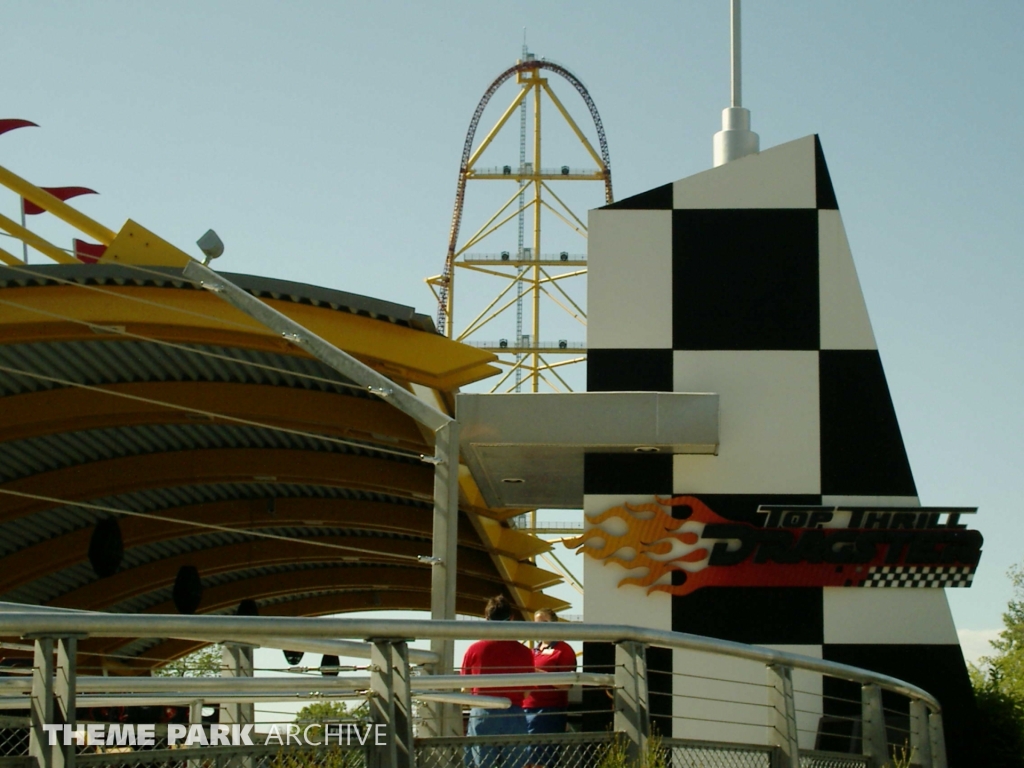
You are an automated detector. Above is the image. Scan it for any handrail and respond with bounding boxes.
[0,612,940,713]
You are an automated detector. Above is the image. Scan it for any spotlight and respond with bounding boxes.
[196,229,224,265]
[88,518,124,578]
[172,566,202,614]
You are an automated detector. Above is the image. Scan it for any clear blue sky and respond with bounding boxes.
[3,1,1022,652]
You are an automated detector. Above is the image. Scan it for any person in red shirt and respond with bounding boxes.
[523,608,577,767]
[461,595,535,768]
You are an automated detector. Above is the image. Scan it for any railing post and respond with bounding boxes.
[861,684,888,768]
[766,664,799,768]
[53,638,76,768]
[927,712,947,768]
[188,701,203,768]
[428,420,462,738]
[29,638,54,768]
[613,641,649,763]
[368,641,416,768]
[220,644,254,768]
[908,700,931,767]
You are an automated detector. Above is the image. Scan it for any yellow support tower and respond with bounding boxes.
[427,55,613,393]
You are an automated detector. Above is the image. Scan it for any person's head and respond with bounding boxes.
[533,608,557,623]
[484,594,513,621]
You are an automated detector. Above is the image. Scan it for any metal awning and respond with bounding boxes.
[457,392,719,508]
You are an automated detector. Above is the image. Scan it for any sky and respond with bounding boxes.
[2,1,1023,666]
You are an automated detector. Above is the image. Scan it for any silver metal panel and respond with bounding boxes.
[457,392,718,508]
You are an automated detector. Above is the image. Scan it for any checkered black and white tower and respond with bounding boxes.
[581,135,976,761]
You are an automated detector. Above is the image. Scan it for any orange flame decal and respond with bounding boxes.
[564,496,715,594]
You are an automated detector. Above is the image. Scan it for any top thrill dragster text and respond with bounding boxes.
[567,497,982,596]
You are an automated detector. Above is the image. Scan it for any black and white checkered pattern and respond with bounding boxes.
[582,136,976,761]
[862,566,975,588]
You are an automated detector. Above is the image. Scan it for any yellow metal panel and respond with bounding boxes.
[0,212,77,264]
[0,164,115,244]
[521,592,572,614]
[0,245,21,266]
[511,561,563,591]
[0,284,499,389]
[498,527,553,559]
[100,219,193,267]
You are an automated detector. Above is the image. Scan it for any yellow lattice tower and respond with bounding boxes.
[427,56,613,393]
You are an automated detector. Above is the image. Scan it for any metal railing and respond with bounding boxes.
[0,608,947,768]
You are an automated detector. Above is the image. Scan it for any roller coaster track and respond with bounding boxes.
[436,60,613,336]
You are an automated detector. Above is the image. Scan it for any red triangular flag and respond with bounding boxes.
[22,186,98,216]
[0,119,38,136]
[73,239,107,264]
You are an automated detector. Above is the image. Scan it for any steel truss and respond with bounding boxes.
[426,58,613,392]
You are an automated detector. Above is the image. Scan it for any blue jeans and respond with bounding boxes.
[466,705,528,768]
[524,707,568,767]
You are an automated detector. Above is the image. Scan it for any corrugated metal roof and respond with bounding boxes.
[0,265,438,332]
[0,262,532,661]
[0,422,419,483]
[7,528,428,607]
[0,339,370,397]
[0,482,430,558]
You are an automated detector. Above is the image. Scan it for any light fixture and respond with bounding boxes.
[633,446,661,453]
[236,599,259,616]
[501,477,526,484]
[88,518,124,578]
[172,566,203,614]
[196,229,224,265]
[283,650,304,665]
[321,654,340,677]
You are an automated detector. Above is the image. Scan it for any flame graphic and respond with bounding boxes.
[564,496,722,595]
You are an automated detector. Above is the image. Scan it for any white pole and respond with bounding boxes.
[20,205,28,263]
[713,0,759,166]
[731,0,741,108]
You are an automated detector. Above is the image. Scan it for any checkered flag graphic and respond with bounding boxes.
[861,565,975,588]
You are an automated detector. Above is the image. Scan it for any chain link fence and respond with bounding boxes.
[0,725,889,768]
[798,753,868,768]
[662,738,771,768]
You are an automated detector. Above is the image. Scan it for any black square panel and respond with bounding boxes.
[672,209,820,350]
[647,646,674,737]
[815,135,839,210]
[671,586,824,645]
[819,350,917,496]
[602,183,673,210]
[584,453,673,495]
[587,348,673,392]
[581,642,614,733]
[822,644,977,765]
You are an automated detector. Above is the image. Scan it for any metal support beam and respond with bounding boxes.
[613,641,649,763]
[368,641,415,768]
[183,261,461,737]
[53,638,76,768]
[766,664,799,768]
[428,420,462,736]
[29,638,55,768]
[908,699,931,767]
[188,701,203,768]
[220,644,254,768]
[928,712,947,768]
[861,684,888,768]
[182,261,450,432]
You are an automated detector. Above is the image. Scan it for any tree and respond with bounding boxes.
[154,644,223,677]
[970,564,1024,767]
[293,700,369,743]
